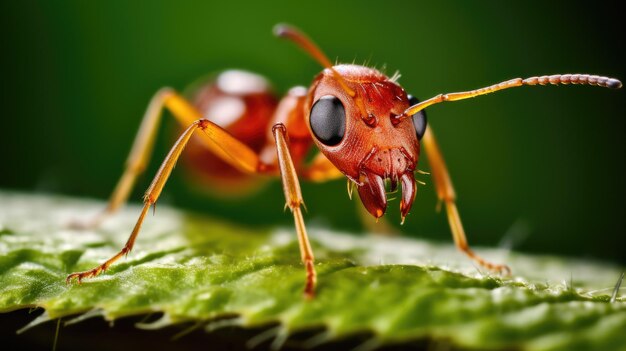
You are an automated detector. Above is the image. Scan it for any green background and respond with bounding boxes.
[2,1,624,263]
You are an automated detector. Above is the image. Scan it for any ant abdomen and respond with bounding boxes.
[181,70,278,196]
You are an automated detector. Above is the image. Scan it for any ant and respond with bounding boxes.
[66,24,622,298]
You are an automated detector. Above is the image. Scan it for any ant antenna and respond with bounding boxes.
[402,74,622,118]
[274,24,356,97]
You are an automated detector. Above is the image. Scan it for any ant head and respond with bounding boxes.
[275,24,426,221]
[277,23,622,222]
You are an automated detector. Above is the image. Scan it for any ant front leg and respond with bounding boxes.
[422,126,511,275]
[272,123,317,298]
[67,118,260,283]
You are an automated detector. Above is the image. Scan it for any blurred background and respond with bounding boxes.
[1,1,624,264]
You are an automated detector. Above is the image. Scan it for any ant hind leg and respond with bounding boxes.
[67,118,260,283]
[422,126,511,275]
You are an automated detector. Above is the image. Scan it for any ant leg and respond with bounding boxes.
[422,126,511,275]
[67,119,259,283]
[71,88,258,229]
[272,124,317,298]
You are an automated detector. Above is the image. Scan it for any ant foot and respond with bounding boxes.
[479,261,512,276]
[491,263,512,276]
[66,265,107,284]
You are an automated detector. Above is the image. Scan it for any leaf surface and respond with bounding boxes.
[0,192,624,350]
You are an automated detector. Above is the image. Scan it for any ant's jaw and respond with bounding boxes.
[399,172,416,222]
[356,170,416,221]
[357,172,387,218]
[355,147,417,220]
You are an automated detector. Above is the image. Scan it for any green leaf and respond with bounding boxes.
[0,191,624,350]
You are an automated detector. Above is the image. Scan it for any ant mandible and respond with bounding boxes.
[66,24,622,298]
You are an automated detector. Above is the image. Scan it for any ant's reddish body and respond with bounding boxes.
[67,25,622,298]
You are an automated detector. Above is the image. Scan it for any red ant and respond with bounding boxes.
[66,24,622,298]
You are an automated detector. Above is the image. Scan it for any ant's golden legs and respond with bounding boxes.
[71,88,258,229]
[422,126,510,274]
[272,124,317,298]
[68,119,323,297]
[66,119,260,283]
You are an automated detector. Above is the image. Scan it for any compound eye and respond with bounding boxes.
[310,95,346,146]
[408,95,428,140]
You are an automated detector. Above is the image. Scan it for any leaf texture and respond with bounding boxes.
[0,192,624,350]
